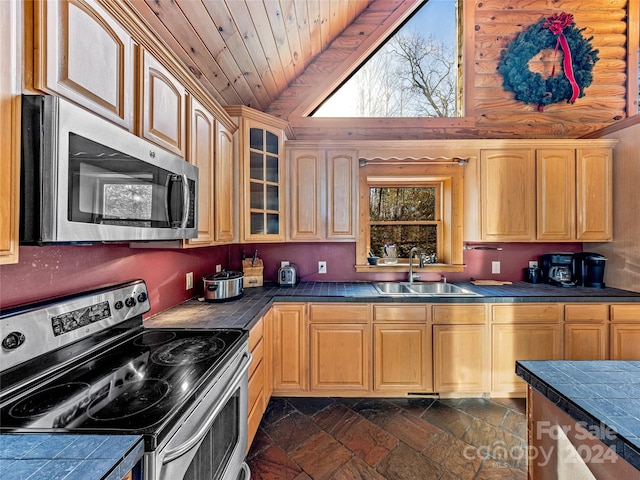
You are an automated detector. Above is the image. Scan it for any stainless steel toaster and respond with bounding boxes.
[277,264,297,286]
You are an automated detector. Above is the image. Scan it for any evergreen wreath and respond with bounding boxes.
[498,13,599,111]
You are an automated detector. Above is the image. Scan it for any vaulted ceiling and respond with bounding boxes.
[127,0,420,116]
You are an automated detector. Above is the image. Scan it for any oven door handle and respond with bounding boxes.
[162,351,252,464]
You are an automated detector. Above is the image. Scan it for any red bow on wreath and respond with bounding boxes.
[542,12,580,108]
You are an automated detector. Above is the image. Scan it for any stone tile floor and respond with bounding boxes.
[247,397,527,480]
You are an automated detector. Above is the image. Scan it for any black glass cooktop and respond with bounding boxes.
[0,328,245,439]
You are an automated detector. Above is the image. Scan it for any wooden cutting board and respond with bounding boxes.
[471,280,513,285]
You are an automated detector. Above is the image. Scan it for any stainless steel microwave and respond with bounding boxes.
[20,95,198,243]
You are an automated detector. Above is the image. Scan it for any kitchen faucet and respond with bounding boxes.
[408,247,424,283]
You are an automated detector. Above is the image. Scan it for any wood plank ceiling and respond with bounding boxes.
[127,0,410,112]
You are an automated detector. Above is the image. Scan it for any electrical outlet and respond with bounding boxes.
[492,261,501,274]
[281,261,290,267]
[216,264,222,273]
[529,261,538,268]
[318,261,327,274]
[186,272,194,290]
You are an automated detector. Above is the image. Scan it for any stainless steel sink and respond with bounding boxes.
[373,282,412,294]
[374,282,479,296]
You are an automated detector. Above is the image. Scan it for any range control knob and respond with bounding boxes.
[125,297,137,308]
[114,300,124,310]
[137,292,148,303]
[2,331,26,350]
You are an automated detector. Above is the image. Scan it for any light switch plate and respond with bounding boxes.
[492,261,501,274]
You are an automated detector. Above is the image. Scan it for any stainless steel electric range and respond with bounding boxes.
[0,280,251,480]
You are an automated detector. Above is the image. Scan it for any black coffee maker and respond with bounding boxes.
[540,253,575,287]
[573,252,607,288]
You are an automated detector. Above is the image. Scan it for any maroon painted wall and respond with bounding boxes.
[0,244,228,316]
[228,242,583,284]
[0,242,582,317]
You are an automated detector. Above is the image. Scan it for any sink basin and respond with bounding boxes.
[374,282,479,296]
[373,282,412,295]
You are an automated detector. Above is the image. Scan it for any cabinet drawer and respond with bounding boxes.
[565,304,608,322]
[611,304,640,322]
[249,317,264,351]
[247,387,265,450]
[432,304,486,324]
[248,358,264,410]
[309,304,369,323]
[373,305,428,322]
[492,304,561,323]
[248,338,264,378]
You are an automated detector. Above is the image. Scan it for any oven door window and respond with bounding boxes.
[68,133,194,229]
[184,389,239,480]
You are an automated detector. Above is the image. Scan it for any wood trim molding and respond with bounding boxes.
[579,115,640,139]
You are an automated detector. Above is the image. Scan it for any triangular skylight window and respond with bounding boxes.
[312,0,461,118]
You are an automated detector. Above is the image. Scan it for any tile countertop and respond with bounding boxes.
[0,434,143,480]
[144,281,640,330]
[516,360,640,471]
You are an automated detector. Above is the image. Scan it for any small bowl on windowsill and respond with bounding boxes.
[367,256,380,265]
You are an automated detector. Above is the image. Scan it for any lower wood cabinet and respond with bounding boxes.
[432,304,489,393]
[247,316,266,451]
[374,324,430,392]
[610,304,640,360]
[271,303,308,393]
[492,323,562,394]
[491,304,563,395]
[258,300,640,415]
[309,303,370,392]
[372,305,431,393]
[564,304,608,360]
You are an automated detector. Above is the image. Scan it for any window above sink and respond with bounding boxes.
[356,157,467,273]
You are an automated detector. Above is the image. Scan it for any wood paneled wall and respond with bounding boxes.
[589,117,640,293]
[267,0,637,140]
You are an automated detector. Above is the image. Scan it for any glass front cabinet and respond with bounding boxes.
[225,106,290,242]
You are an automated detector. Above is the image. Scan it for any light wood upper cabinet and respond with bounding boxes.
[480,149,535,241]
[576,148,612,241]
[326,150,358,240]
[225,106,289,243]
[287,148,358,242]
[537,148,612,242]
[214,122,235,243]
[35,0,135,130]
[185,96,215,247]
[470,140,615,242]
[184,98,235,247]
[140,48,187,157]
[536,149,576,241]
[288,149,325,241]
[0,0,21,265]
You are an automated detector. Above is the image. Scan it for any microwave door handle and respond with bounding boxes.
[179,173,190,228]
[167,174,190,228]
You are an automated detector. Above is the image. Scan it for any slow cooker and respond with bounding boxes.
[203,270,244,301]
